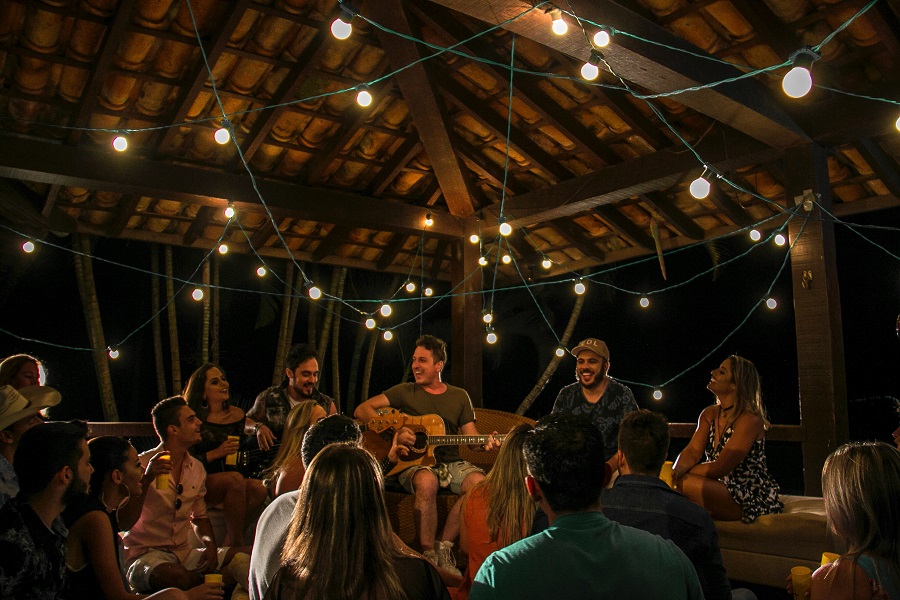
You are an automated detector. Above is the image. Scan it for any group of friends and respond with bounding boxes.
[0,334,897,599]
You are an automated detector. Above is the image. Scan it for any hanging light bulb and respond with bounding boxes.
[498,217,512,236]
[331,7,353,40]
[580,49,602,81]
[192,288,204,301]
[749,229,761,242]
[256,266,267,277]
[652,389,663,401]
[424,213,434,227]
[356,84,372,107]
[782,47,819,99]
[405,281,416,293]
[541,257,552,270]
[478,256,488,267]
[424,287,433,297]
[112,135,128,151]
[895,113,900,132]
[308,286,322,300]
[469,233,479,244]
[574,280,586,295]
[550,9,567,35]
[555,347,565,357]
[218,243,228,254]
[593,27,611,48]
[486,330,498,344]
[22,241,35,253]
[689,167,712,199]
[108,348,120,360]
[774,233,787,246]
[501,254,511,264]
[214,123,230,144]
[224,203,235,219]
[383,330,393,341]
[482,312,493,324]
[365,318,376,330]
[380,303,392,317]
[639,296,650,308]
[766,297,778,309]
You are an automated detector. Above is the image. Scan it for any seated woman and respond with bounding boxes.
[455,424,534,600]
[262,400,325,497]
[184,363,271,546]
[0,353,43,388]
[63,436,221,600]
[807,442,900,600]
[672,355,782,522]
[265,444,450,600]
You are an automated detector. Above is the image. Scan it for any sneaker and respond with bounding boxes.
[435,540,462,577]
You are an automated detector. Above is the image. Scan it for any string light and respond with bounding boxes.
[22,241,35,253]
[486,329,498,344]
[112,135,128,151]
[224,203,235,219]
[555,347,565,357]
[580,49,602,81]
[256,266,267,277]
[365,318,376,329]
[380,303,392,316]
[541,257,552,270]
[191,288,204,301]
[766,298,778,309]
[501,254,511,264]
[214,124,230,144]
[424,287,433,297]
[574,280,586,295]
[308,286,322,300]
[896,113,900,132]
[550,9,567,35]
[689,167,712,199]
[469,234,479,244]
[424,213,433,227]
[782,47,819,99]
[331,6,353,40]
[774,233,787,246]
[383,330,393,341]
[108,348,120,359]
[218,244,228,254]
[749,229,761,242]
[652,389,663,401]
[593,27,611,48]
[356,85,372,107]
[482,312,493,324]
[478,256,488,266]
[405,281,416,293]
[498,219,512,236]
[639,296,650,308]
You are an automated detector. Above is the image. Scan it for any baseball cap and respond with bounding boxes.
[570,338,609,361]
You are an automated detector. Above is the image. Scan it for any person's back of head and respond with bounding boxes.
[617,410,670,476]
[151,396,187,441]
[300,414,362,468]
[14,420,88,501]
[524,413,606,513]
[482,423,535,546]
[86,436,133,499]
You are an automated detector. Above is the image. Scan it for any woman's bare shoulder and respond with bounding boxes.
[811,558,873,600]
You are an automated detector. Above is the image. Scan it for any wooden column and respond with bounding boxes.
[785,144,848,495]
[450,220,483,406]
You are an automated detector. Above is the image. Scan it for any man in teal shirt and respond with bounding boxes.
[471,414,702,600]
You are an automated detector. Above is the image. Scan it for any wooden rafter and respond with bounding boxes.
[855,138,900,198]
[708,189,754,227]
[594,205,655,250]
[367,137,422,196]
[430,240,450,279]
[312,225,352,262]
[183,206,215,246]
[641,192,705,240]
[553,219,605,261]
[106,195,141,237]
[377,233,409,271]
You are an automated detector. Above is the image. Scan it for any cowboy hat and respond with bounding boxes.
[0,385,61,431]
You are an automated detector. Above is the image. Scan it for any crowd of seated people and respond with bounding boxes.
[1,347,899,600]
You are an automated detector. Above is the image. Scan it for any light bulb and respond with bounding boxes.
[593,29,610,48]
[383,330,393,341]
[478,256,488,266]
[424,287,433,297]
[112,135,128,151]
[498,222,512,236]
[896,113,900,132]
[331,14,352,39]
[192,288,204,301]
[108,348,120,360]
[782,66,812,98]
[356,87,372,107]
[308,286,322,300]
[214,127,230,144]
[766,298,777,309]
[555,347,565,357]
[653,389,663,401]
[424,213,433,227]
[22,241,35,253]
[774,233,786,246]
[639,296,650,308]
[501,254,511,264]
[224,204,235,219]
[365,318,376,329]
[405,281,416,293]
[469,234,479,244]
[486,331,498,344]
[380,304,392,317]
[256,266,267,277]
[749,229,761,242]
[483,312,493,324]
[541,257,552,270]
[690,174,711,199]
[574,281,586,295]
[218,244,228,254]
[581,61,600,81]
[551,10,567,35]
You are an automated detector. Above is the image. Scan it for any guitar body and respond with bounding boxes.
[364,409,446,477]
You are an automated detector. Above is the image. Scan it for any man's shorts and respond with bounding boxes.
[125,546,231,592]
[396,460,484,495]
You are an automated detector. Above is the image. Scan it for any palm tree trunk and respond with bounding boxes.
[317,267,340,360]
[165,245,182,392]
[201,259,210,364]
[329,267,347,407]
[150,245,167,399]
[73,234,118,420]
[272,260,294,385]
[286,267,303,347]
[346,319,367,414]
[361,323,379,402]
[516,291,586,415]
[211,254,220,365]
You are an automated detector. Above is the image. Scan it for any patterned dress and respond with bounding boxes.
[706,423,783,523]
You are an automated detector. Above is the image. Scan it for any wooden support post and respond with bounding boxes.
[451,220,483,406]
[785,144,848,496]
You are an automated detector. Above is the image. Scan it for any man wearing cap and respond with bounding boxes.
[0,385,62,507]
[551,338,638,469]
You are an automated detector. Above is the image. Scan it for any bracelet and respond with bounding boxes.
[253,422,261,435]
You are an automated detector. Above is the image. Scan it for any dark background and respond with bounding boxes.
[2,205,898,494]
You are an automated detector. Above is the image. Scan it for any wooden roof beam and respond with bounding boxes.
[641,191,705,240]
[183,206,214,246]
[377,233,409,271]
[854,138,900,198]
[553,219,606,262]
[429,240,450,279]
[708,189,754,227]
[367,137,421,196]
[312,225,352,262]
[594,205,655,250]
[106,195,141,237]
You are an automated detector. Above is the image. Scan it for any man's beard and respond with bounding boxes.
[62,473,90,506]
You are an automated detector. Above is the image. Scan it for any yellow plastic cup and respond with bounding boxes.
[204,573,223,584]
[155,452,171,490]
[821,552,840,566]
[224,436,240,466]
[791,566,812,600]
[659,461,675,488]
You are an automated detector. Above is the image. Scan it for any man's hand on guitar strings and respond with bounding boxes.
[388,426,416,462]
[483,431,501,452]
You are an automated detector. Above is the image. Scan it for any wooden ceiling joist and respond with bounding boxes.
[183,206,215,246]
[553,219,605,262]
[641,192,705,240]
[376,233,409,271]
[312,225,353,262]
[367,137,422,196]
[855,138,900,198]
[594,205,655,250]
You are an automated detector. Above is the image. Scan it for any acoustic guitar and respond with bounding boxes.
[363,408,505,476]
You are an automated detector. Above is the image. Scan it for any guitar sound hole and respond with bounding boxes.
[413,431,428,451]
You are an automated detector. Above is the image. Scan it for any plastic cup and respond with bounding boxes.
[155,452,171,490]
[791,566,812,600]
[204,573,223,584]
[224,435,240,465]
[821,552,840,566]
[659,461,675,488]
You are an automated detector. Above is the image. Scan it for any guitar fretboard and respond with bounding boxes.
[426,434,507,446]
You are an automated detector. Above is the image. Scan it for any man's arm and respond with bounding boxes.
[246,390,268,424]
[354,393,391,423]
[192,517,218,574]
[459,421,500,452]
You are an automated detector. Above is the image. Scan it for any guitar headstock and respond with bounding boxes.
[368,408,404,433]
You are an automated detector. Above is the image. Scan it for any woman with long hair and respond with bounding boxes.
[262,400,325,497]
[0,353,43,388]
[184,363,269,545]
[672,355,782,521]
[265,444,449,600]
[455,424,534,600]
[809,442,900,599]
[62,436,221,600]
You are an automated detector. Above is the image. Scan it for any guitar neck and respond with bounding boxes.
[426,434,506,447]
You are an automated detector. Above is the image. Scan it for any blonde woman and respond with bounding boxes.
[265,444,449,600]
[672,355,782,522]
[0,354,43,388]
[456,424,534,600]
[262,401,326,497]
